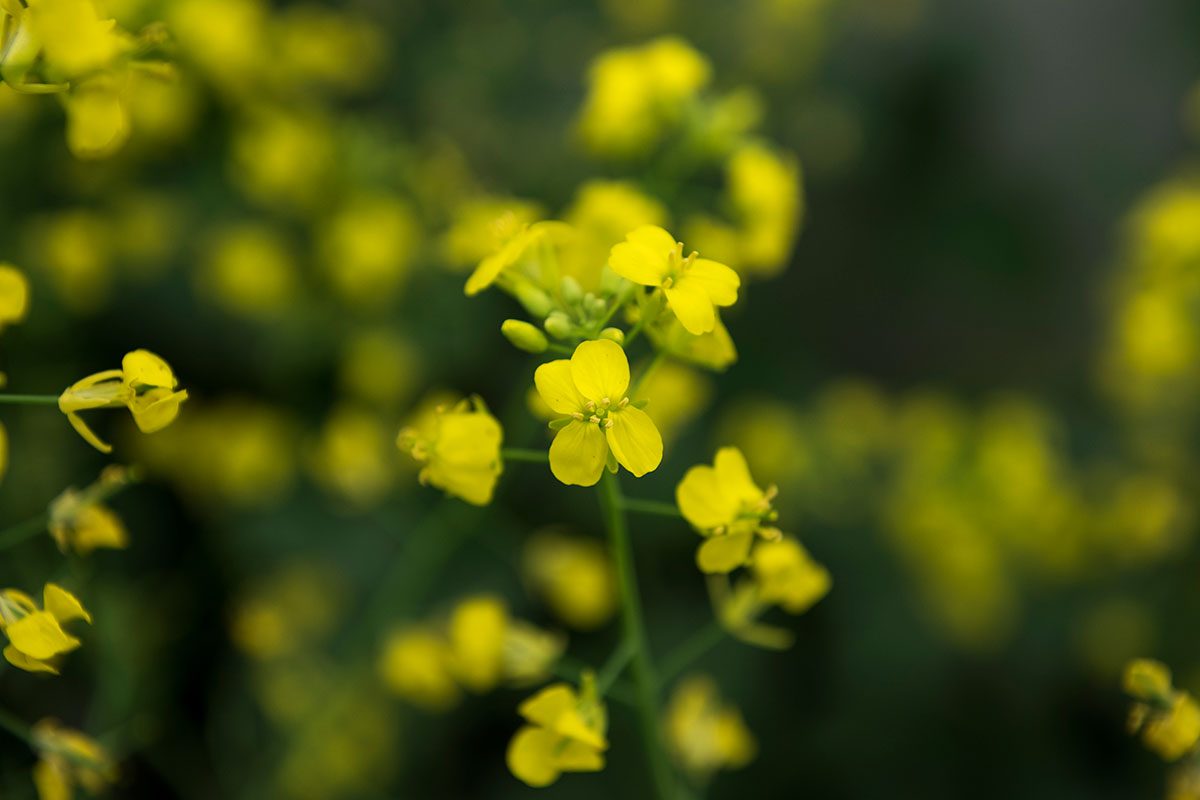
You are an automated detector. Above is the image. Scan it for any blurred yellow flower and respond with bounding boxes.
[610,225,739,335]
[309,405,396,507]
[199,223,298,317]
[338,330,420,410]
[446,595,563,692]
[441,196,543,270]
[523,531,616,630]
[647,311,738,371]
[0,263,30,328]
[48,488,129,556]
[31,719,116,800]
[677,447,780,574]
[318,193,419,310]
[25,0,127,79]
[59,349,188,454]
[63,75,130,159]
[751,537,831,614]
[0,583,91,674]
[506,678,608,787]
[398,395,503,506]
[535,339,663,486]
[230,562,345,661]
[378,625,460,711]
[464,220,571,298]
[665,675,756,778]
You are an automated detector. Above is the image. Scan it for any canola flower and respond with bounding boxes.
[535,339,663,486]
[664,675,756,780]
[58,349,188,454]
[0,583,90,674]
[610,225,740,335]
[522,530,617,630]
[30,719,117,800]
[1125,659,1200,762]
[47,467,133,555]
[0,263,29,330]
[397,395,504,506]
[677,446,781,573]
[506,676,608,788]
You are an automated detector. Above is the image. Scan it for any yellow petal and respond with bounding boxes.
[534,359,586,414]
[3,646,58,674]
[33,758,72,800]
[506,726,562,787]
[570,339,629,402]
[555,738,606,772]
[664,278,716,335]
[627,225,678,253]
[551,707,608,750]
[448,595,508,692]
[696,532,754,574]
[605,406,662,478]
[0,265,30,326]
[517,683,578,727]
[128,388,187,432]
[549,420,608,486]
[44,584,91,625]
[5,611,79,660]
[609,241,668,286]
[122,349,176,389]
[687,258,739,307]
[65,85,130,159]
[676,464,738,529]
[64,411,113,454]
[713,447,763,505]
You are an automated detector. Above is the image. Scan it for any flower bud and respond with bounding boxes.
[560,276,583,305]
[501,320,549,353]
[598,327,625,345]
[543,312,573,340]
[513,283,555,318]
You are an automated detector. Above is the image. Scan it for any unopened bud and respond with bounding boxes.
[560,276,583,305]
[598,327,625,345]
[513,283,555,318]
[543,311,573,340]
[501,319,549,353]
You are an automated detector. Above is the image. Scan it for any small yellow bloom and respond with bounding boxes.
[506,678,608,787]
[677,447,779,573]
[1144,694,1200,761]
[25,0,128,79]
[1125,658,1174,703]
[0,263,30,329]
[610,225,739,335]
[535,339,663,486]
[58,349,188,453]
[665,675,756,778]
[647,311,738,371]
[398,395,504,505]
[523,531,617,630]
[308,405,396,507]
[446,594,565,691]
[751,537,832,614]
[48,488,129,556]
[378,625,461,711]
[31,719,117,800]
[63,76,130,160]
[0,584,91,674]
[464,220,571,297]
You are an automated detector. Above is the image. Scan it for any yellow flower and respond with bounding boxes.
[398,395,504,506]
[308,405,396,507]
[441,196,544,271]
[378,625,461,711]
[647,311,738,371]
[523,531,617,630]
[665,675,756,778]
[58,349,188,454]
[48,488,129,556]
[506,678,607,787]
[31,719,117,800]
[464,220,571,297]
[446,595,564,692]
[535,339,663,486]
[0,584,91,674]
[25,0,127,79]
[610,225,739,335]
[0,263,30,329]
[677,447,780,573]
[751,538,831,614]
[318,193,420,310]
[1125,658,1174,703]
[1144,694,1200,761]
[199,223,298,318]
[63,75,130,159]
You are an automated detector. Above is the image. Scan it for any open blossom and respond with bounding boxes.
[610,225,739,335]
[535,339,663,486]
[1125,658,1200,762]
[0,584,91,674]
[751,538,831,614]
[48,486,129,556]
[506,678,607,787]
[398,395,504,505]
[58,349,188,453]
[665,675,756,779]
[676,447,780,573]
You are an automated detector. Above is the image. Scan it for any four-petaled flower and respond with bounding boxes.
[58,349,188,454]
[397,395,504,506]
[535,339,663,486]
[676,447,780,573]
[609,225,739,335]
[0,583,91,674]
[506,678,608,788]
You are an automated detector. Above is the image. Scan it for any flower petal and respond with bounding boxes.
[696,531,754,573]
[688,258,740,307]
[535,360,586,414]
[664,278,716,335]
[507,726,562,788]
[627,225,678,253]
[44,584,91,626]
[122,350,176,389]
[549,420,608,486]
[517,683,578,727]
[609,242,668,286]
[605,406,663,478]
[5,611,79,660]
[676,464,738,529]
[713,447,763,505]
[570,339,629,402]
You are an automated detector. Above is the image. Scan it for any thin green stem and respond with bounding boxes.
[501,447,549,463]
[545,343,574,355]
[598,472,676,800]
[658,621,728,686]
[0,706,31,745]
[594,286,636,334]
[595,637,637,696]
[621,498,682,519]
[0,513,47,551]
[0,394,59,405]
[623,316,648,347]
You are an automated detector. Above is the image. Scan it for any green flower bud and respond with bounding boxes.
[513,283,555,318]
[560,276,583,305]
[599,327,625,345]
[543,311,573,340]
[501,319,549,353]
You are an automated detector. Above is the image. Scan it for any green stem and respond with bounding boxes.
[658,621,728,686]
[545,343,574,356]
[594,287,636,334]
[598,472,676,800]
[0,706,31,745]
[621,498,682,518]
[0,513,47,551]
[0,394,59,405]
[501,447,549,463]
[595,638,637,696]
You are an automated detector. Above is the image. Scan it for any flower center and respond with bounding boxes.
[661,241,699,289]
[571,396,630,429]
